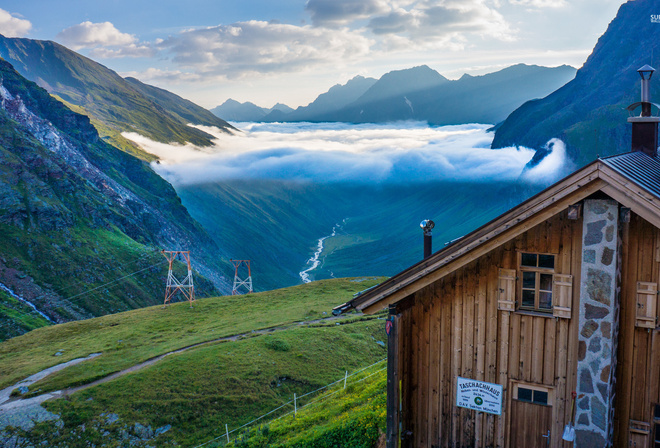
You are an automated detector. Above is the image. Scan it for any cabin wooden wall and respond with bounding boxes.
[394,207,660,448]
[615,212,660,447]
[395,210,582,448]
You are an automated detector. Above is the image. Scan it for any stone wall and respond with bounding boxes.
[575,199,620,447]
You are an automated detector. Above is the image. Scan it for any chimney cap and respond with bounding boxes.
[638,64,655,79]
[420,219,435,231]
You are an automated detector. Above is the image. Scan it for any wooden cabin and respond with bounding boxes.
[333,68,660,448]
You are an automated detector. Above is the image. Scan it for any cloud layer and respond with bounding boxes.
[0,8,31,37]
[122,122,567,186]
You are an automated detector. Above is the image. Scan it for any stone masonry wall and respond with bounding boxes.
[575,199,620,447]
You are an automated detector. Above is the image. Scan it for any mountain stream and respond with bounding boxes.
[299,220,345,283]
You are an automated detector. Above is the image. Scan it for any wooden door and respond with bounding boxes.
[510,399,553,447]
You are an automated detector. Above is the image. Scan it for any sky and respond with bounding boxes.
[0,0,628,109]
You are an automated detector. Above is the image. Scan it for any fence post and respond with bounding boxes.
[226,424,230,443]
[294,393,297,417]
[344,370,348,389]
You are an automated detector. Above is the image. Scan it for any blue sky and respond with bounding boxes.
[0,0,628,109]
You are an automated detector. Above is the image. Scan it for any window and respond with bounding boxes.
[518,252,555,313]
[498,256,571,318]
[512,383,552,406]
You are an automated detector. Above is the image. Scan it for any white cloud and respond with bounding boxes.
[157,21,372,79]
[121,122,566,186]
[57,21,135,49]
[519,138,572,184]
[0,9,32,37]
[56,21,155,58]
[368,0,515,46]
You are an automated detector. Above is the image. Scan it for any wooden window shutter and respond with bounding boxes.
[553,274,573,318]
[636,281,657,329]
[498,268,516,311]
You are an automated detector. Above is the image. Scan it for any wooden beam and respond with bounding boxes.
[386,305,400,448]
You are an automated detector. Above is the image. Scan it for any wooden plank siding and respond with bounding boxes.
[614,213,660,447]
[393,207,660,448]
[396,210,580,448]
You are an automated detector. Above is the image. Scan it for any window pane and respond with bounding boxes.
[517,387,532,402]
[655,404,660,420]
[540,274,553,291]
[521,253,537,267]
[539,292,553,310]
[523,271,536,289]
[538,254,555,269]
[655,423,660,443]
[533,390,548,405]
[522,290,535,307]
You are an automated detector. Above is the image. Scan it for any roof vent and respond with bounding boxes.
[627,65,659,157]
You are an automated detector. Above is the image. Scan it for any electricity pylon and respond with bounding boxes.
[161,250,195,307]
[231,259,253,295]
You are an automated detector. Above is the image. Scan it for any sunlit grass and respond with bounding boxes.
[0,277,384,395]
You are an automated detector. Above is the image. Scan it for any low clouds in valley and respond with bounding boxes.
[123,122,567,186]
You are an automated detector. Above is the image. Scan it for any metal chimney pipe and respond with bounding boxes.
[639,65,655,116]
[628,65,659,157]
[420,219,434,259]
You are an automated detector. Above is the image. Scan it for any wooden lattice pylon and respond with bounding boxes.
[231,259,253,295]
[161,250,195,307]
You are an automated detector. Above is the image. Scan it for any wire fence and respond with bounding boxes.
[193,358,388,448]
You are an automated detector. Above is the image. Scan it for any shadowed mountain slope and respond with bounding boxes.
[491,0,660,167]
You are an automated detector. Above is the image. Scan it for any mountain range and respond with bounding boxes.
[0,57,230,340]
[210,100,293,122]
[0,35,235,160]
[213,64,576,126]
[491,0,660,167]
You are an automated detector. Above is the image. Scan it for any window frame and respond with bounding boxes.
[511,382,554,407]
[517,251,556,314]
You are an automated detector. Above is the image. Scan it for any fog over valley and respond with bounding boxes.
[125,122,569,186]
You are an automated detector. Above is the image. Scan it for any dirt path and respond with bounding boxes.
[0,313,358,417]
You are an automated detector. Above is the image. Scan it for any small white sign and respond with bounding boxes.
[456,377,503,415]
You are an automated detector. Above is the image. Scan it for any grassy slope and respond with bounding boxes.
[124,77,235,131]
[53,95,158,162]
[1,278,387,446]
[226,368,386,448]
[0,289,50,340]
[0,277,384,392]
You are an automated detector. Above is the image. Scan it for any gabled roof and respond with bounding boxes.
[336,151,660,315]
